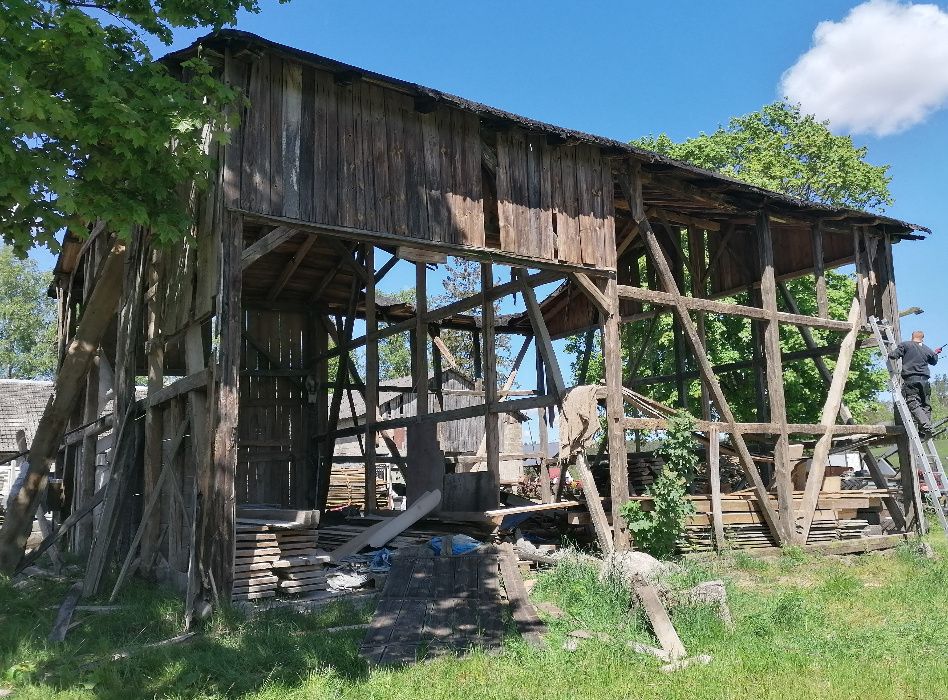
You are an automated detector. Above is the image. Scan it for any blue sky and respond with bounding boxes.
[27,1,948,441]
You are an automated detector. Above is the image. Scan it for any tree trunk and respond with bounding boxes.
[0,241,126,574]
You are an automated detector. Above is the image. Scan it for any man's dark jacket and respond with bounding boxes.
[889,340,938,379]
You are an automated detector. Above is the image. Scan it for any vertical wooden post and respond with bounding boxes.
[204,210,242,602]
[708,429,726,551]
[536,350,552,503]
[75,352,101,556]
[688,225,711,420]
[604,279,631,549]
[756,211,793,543]
[364,244,378,512]
[812,221,829,318]
[414,262,428,417]
[481,264,500,500]
[141,248,165,573]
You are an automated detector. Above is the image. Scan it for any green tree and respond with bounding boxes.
[571,100,889,422]
[378,288,415,380]
[0,0,280,254]
[635,101,892,210]
[0,247,57,378]
[433,257,511,380]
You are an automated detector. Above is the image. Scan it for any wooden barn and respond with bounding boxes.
[15,30,930,611]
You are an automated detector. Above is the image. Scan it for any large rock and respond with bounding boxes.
[599,550,676,588]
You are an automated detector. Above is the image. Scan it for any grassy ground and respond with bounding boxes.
[3,537,948,700]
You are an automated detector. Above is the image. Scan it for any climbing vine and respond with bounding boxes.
[620,411,697,559]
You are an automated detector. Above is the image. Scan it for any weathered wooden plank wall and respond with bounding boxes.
[238,308,309,507]
[235,57,489,249]
[708,224,855,298]
[495,131,615,268]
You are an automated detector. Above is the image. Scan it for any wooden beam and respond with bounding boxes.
[482,263,500,498]
[778,281,905,531]
[364,244,378,512]
[240,226,297,270]
[812,221,829,318]
[708,429,726,551]
[797,296,864,542]
[315,269,561,363]
[139,370,211,410]
[516,269,565,400]
[757,211,793,543]
[570,271,614,316]
[618,165,783,545]
[414,263,428,417]
[236,209,618,278]
[603,277,631,549]
[623,417,895,436]
[267,234,317,301]
[573,451,613,553]
[616,284,854,332]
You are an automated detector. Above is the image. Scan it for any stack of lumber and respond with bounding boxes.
[232,508,325,602]
[590,452,665,496]
[632,489,890,553]
[327,467,388,509]
[233,524,281,601]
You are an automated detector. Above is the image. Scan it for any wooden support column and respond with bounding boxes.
[757,211,793,542]
[364,244,378,512]
[536,350,552,503]
[140,248,164,574]
[603,277,631,549]
[688,226,711,420]
[618,164,783,545]
[797,296,863,541]
[481,264,500,499]
[708,429,726,551]
[414,263,428,417]
[75,352,102,555]
[202,210,242,604]
[812,221,829,318]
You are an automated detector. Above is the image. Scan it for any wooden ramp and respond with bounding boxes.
[359,550,506,666]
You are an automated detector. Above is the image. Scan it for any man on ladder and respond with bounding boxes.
[887,330,941,438]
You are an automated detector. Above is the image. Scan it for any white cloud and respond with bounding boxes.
[780,0,948,136]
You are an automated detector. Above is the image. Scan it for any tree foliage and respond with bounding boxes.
[0,246,57,379]
[635,101,892,211]
[378,288,415,380]
[0,0,280,254]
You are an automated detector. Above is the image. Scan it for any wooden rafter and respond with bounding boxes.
[240,226,298,270]
[267,235,317,301]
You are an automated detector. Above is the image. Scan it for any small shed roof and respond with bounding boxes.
[0,379,53,461]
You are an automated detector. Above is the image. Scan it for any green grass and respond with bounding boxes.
[3,538,948,699]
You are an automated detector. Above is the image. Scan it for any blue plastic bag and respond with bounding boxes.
[428,534,482,556]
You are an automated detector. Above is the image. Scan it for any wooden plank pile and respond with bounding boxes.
[233,509,323,602]
[327,467,388,509]
[669,489,888,552]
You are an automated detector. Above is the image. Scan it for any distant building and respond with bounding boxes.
[0,379,54,503]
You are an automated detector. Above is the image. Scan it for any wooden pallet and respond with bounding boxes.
[359,551,505,666]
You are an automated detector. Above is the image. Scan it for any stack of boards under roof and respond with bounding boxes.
[233,507,322,602]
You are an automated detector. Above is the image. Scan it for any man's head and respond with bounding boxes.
[912,330,926,343]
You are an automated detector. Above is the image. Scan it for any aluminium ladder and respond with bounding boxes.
[869,316,948,535]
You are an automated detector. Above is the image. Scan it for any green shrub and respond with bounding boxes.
[619,410,697,559]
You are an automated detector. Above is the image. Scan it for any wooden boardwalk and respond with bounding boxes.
[359,551,506,666]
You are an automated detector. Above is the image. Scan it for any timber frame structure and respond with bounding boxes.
[44,31,929,605]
